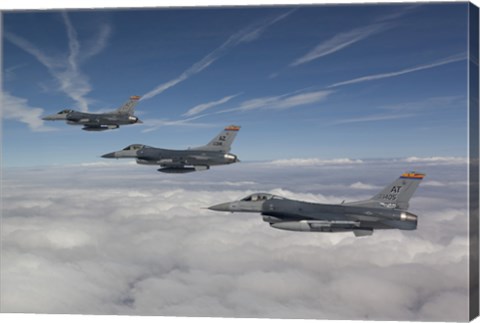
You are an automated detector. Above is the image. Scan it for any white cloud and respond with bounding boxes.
[422,180,447,187]
[142,10,294,101]
[1,159,470,321]
[183,94,240,117]
[349,182,380,190]
[285,6,417,70]
[329,95,466,126]
[327,53,466,88]
[143,89,332,132]
[82,24,112,60]
[141,115,215,133]
[220,90,333,113]
[290,23,389,67]
[381,95,466,112]
[403,156,468,165]
[1,92,55,131]
[331,113,414,125]
[4,13,111,112]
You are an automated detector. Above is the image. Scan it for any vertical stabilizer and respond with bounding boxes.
[115,95,141,115]
[371,172,425,210]
[190,125,241,152]
[345,171,425,210]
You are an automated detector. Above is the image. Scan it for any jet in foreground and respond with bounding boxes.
[102,125,241,173]
[42,95,142,131]
[209,172,425,236]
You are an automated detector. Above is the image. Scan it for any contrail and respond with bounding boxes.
[328,53,466,88]
[141,10,295,100]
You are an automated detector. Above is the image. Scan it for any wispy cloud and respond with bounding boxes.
[330,95,465,126]
[182,93,241,117]
[290,23,389,67]
[141,115,214,133]
[219,89,333,113]
[144,89,331,132]
[331,113,414,125]
[381,95,466,112]
[288,6,420,68]
[328,53,466,88]
[4,63,27,82]
[263,6,416,79]
[141,10,294,101]
[82,24,112,61]
[375,4,420,22]
[4,12,111,112]
[2,92,56,132]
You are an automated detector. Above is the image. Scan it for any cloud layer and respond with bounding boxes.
[1,158,470,321]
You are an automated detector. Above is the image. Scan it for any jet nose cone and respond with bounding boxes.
[208,202,232,212]
[101,152,116,158]
[136,118,143,124]
[42,115,56,121]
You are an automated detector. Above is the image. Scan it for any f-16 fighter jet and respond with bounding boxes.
[102,125,241,173]
[209,172,425,236]
[42,96,142,131]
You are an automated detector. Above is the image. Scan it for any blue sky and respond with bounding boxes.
[2,3,469,167]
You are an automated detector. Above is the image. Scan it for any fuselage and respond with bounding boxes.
[136,147,236,166]
[102,144,238,171]
[260,198,417,231]
[65,111,139,126]
[209,194,418,234]
[42,110,141,130]
[42,95,142,131]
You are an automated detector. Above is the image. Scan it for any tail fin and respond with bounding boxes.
[346,171,425,210]
[115,95,141,115]
[190,125,241,152]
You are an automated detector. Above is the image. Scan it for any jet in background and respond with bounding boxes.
[102,125,241,173]
[209,172,425,236]
[42,95,142,131]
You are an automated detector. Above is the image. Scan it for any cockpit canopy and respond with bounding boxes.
[122,144,146,151]
[57,109,74,114]
[241,193,284,202]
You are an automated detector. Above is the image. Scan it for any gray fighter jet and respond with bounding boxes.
[209,172,425,236]
[42,95,142,131]
[102,125,241,173]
